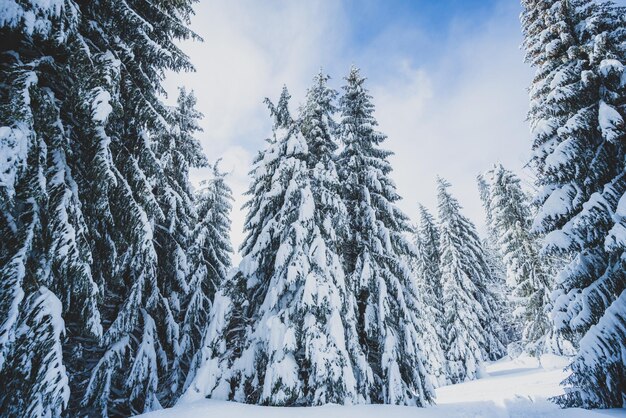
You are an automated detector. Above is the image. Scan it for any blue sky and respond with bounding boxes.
[164,0,538,259]
[344,0,501,48]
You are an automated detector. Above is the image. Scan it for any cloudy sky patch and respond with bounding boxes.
[164,0,545,261]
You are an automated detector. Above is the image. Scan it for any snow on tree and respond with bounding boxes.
[476,174,517,346]
[176,162,233,398]
[410,205,448,387]
[414,205,443,306]
[150,88,209,402]
[187,82,365,406]
[183,86,297,403]
[234,72,364,405]
[0,64,45,373]
[77,1,202,413]
[236,85,298,321]
[480,165,555,356]
[1,0,206,415]
[185,88,299,403]
[521,0,626,407]
[337,66,434,405]
[437,178,507,383]
[155,87,208,308]
[0,4,99,415]
[0,287,70,417]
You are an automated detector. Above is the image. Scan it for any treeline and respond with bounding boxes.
[1,0,625,416]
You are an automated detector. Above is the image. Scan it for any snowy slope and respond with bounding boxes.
[141,356,626,418]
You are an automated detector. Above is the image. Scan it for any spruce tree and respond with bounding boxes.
[0,288,70,417]
[0,5,99,416]
[477,175,517,346]
[521,0,626,407]
[411,205,448,387]
[480,165,554,356]
[337,66,433,405]
[184,86,297,402]
[437,178,506,383]
[79,2,200,411]
[176,162,233,396]
[152,88,209,402]
[187,83,365,406]
[476,174,517,346]
[184,88,298,403]
[155,87,208,313]
[1,0,204,415]
[414,205,443,307]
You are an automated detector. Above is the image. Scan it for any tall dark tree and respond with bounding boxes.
[176,162,233,396]
[521,0,626,407]
[152,88,210,401]
[0,4,97,417]
[0,0,205,416]
[437,178,506,383]
[338,66,434,405]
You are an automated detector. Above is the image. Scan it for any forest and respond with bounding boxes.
[0,0,625,417]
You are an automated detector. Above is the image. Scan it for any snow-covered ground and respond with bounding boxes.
[142,356,626,418]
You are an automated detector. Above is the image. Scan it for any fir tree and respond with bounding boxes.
[152,88,209,402]
[155,87,208,309]
[476,174,513,332]
[176,162,233,396]
[411,205,448,387]
[184,86,298,403]
[187,83,365,406]
[0,5,100,415]
[477,173,521,346]
[414,205,443,306]
[521,0,626,407]
[1,0,204,415]
[78,1,201,412]
[437,178,506,383]
[337,66,434,405]
[0,287,70,417]
[480,165,554,355]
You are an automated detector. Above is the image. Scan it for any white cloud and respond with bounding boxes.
[166,0,536,259]
[369,1,533,232]
[164,0,351,262]
[164,0,349,155]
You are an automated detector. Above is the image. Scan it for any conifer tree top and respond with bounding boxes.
[300,70,338,165]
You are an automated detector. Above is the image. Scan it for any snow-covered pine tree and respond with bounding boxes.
[476,175,508,289]
[437,178,506,383]
[0,287,70,417]
[155,86,208,306]
[296,70,371,405]
[477,174,520,347]
[176,162,233,397]
[0,3,99,415]
[480,165,553,356]
[187,82,365,406]
[183,86,296,403]
[414,205,443,307]
[521,0,626,407]
[151,88,208,403]
[337,66,434,405]
[483,237,520,347]
[411,205,448,387]
[77,1,202,414]
[2,0,208,415]
[184,88,297,404]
